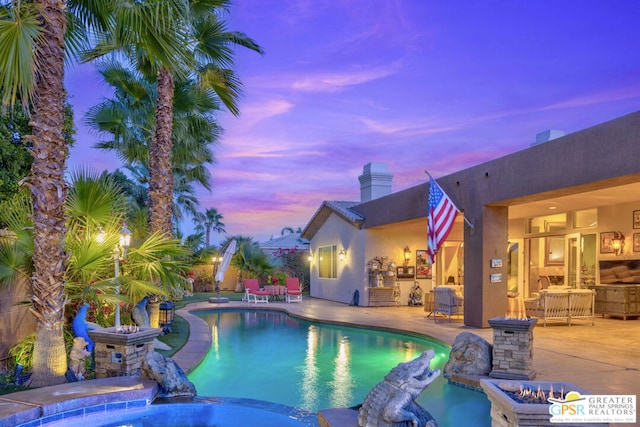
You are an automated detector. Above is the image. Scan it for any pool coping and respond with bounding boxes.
[0,376,157,427]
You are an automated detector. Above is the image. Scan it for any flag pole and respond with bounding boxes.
[424,170,474,228]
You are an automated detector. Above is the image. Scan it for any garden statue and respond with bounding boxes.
[132,296,150,327]
[358,350,440,427]
[69,336,91,381]
[72,303,95,352]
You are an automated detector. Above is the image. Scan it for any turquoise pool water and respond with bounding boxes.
[41,398,317,427]
[189,309,491,427]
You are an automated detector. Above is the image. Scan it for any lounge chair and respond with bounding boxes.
[433,286,463,322]
[285,277,303,303]
[243,279,269,304]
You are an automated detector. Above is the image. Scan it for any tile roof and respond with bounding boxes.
[301,200,364,240]
[260,233,309,250]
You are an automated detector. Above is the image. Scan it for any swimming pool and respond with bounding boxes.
[188,309,491,427]
[41,398,318,427]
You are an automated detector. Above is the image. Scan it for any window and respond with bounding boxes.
[525,213,566,234]
[318,245,337,278]
[573,209,597,229]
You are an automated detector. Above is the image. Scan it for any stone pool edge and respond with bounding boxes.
[0,376,158,427]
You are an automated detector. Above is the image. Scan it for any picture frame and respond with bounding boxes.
[415,250,432,279]
[600,231,615,254]
[634,233,640,252]
[634,210,640,229]
[396,266,415,280]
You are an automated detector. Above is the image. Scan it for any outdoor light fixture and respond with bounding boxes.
[159,300,176,333]
[96,225,106,243]
[338,249,347,261]
[612,231,625,256]
[114,224,132,329]
[403,246,412,265]
[307,251,314,262]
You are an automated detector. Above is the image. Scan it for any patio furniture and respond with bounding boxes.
[264,285,286,301]
[525,288,594,326]
[285,278,303,303]
[243,279,269,304]
[433,286,464,322]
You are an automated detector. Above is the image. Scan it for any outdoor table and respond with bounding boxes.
[264,285,286,302]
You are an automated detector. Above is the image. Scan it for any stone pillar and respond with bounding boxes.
[488,317,537,380]
[89,327,161,378]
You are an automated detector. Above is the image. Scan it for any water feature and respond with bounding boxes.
[189,309,491,427]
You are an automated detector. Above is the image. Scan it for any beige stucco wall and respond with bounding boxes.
[310,214,364,304]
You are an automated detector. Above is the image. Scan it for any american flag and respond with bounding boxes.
[427,178,458,264]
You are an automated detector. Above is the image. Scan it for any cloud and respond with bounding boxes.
[536,86,640,113]
[291,65,398,92]
[233,99,294,128]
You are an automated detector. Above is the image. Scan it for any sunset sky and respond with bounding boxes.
[65,1,640,244]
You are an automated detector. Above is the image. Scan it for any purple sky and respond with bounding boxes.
[65,1,640,244]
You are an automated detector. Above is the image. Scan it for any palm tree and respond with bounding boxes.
[83,0,263,236]
[85,60,222,231]
[0,0,95,387]
[0,169,189,346]
[228,235,273,282]
[193,208,225,247]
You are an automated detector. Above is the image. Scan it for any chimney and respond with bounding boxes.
[530,129,565,147]
[358,162,393,202]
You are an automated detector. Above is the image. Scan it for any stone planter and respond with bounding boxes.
[488,317,537,380]
[89,327,161,378]
[480,379,607,427]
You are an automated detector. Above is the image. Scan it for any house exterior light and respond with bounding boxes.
[403,246,412,265]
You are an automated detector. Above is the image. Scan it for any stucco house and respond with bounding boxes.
[301,111,640,328]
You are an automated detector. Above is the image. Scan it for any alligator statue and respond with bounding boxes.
[358,349,440,427]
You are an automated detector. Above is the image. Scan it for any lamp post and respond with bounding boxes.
[114,224,131,329]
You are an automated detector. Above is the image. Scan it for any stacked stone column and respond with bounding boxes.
[488,317,537,380]
[89,327,160,378]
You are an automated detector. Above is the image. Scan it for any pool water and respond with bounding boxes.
[43,399,317,427]
[189,310,491,427]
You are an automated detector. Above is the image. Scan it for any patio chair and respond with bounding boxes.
[285,277,303,303]
[243,279,269,304]
[433,286,463,322]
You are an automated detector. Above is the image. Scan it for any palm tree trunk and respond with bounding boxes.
[148,67,175,236]
[25,0,69,387]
